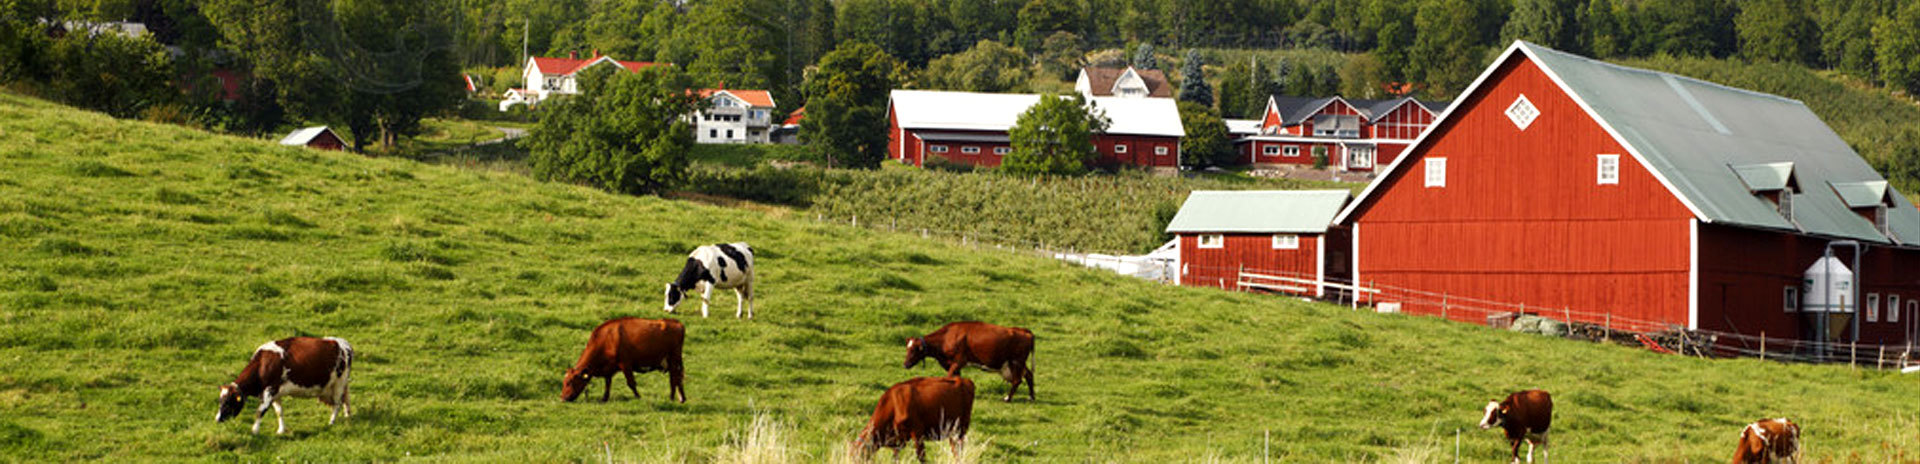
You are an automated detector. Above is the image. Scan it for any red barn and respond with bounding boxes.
[1167,190,1352,296]
[278,126,345,151]
[1236,96,1447,171]
[1336,41,1920,346]
[887,90,1185,169]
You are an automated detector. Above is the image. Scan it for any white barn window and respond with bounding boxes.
[961,146,980,154]
[1197,234,1224,249]
[1284,146,1301,157]
[1272,234,1299,249]
[1263,145,1280,156]
[1506,94,1539,130]
[1868,293,1881,322]
[1155,146,1169,155]
[994,147,1010,155]
[1425,158,1447,188]
[1114,145,1128,153]
[930,145,949,153]
[1891,295,1903,323]
[1597,155,1620,185]
[1784,286,1800,313]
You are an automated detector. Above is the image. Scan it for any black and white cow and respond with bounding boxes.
[215,336,354,434]
[664,242,755,319]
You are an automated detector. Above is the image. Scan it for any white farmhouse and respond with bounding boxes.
[509,51,659,109]
[1074,66,1173,99]
[692,88,777,144]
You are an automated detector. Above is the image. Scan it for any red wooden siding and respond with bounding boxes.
[1261,105,1283,132]
[308,131,345,151]
[1698,224,1920,346]
[1179,233,1321,292]
[1298,99,1361,136]
[1369,103,1435,140]
[1351,54,1698,327]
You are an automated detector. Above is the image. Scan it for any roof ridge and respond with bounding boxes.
[1519,41,1804,106]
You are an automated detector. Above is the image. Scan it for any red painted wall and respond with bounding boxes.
[1698,223,1920,346]
[309,131,345,151]
[1179,233,1321,293]
[1349,54,1698,327]
[1368,103,1436,140]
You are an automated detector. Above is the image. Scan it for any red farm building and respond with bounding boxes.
[278,126,345,151]
[1335,41,1920,346]
[887,90,1185,169]
[1236,95,1448,171]
[1167,190,1352,296]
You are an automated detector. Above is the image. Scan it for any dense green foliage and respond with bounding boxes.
[1874,1,1920,97]
[801,42,900,170]
[1176,49,1212,107]
[1176,101,1232,169]
[7,92,1920,462]
[1004,94,1107,176]
[919,40,1031,93]
[526,67,701,194]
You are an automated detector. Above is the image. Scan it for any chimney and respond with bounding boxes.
[717,81,726,90]
[569,50,578,60]
[592,49,600,58]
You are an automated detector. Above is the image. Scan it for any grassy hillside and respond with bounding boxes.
[3,93,1919,462]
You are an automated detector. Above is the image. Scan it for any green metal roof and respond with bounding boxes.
[1731,162,1795,192]
[1830,180,1890,208]
[1519,42,1920,245]
[1165,190,1351,234]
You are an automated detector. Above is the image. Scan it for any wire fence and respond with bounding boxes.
[805,213,1920,370]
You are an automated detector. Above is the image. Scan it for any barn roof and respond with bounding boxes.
[1080,66,1173,98]
[1224,119,1262,135]
[888,90,1185,138]
[1267,96,1449,126]
[1336,42,1920,246]
[1165,190,1351,234]
[278,126,336,146]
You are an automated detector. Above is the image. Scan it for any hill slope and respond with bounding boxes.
[2,93,1918,462]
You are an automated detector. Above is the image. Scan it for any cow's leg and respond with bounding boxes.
[251,393,274,434]
[734,284,751,319]
[669,362,686,403]
[913,433,927,464]
[1024,363,1036,400]
[272,401,286,435]
[601,376,612,402]
[1000,364,1022,402]
[1509,439,1522,464]
[341,382,352,417]
[699,282,714,318]
[323,395,339,425]
[1525,438,1535,463]
[1538,432,1549,464]
[949,435,965,462]
[623,370,641,399]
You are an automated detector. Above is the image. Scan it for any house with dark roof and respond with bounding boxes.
[693,87,778,144]
[514,51,661,108]
[1075,66,1173,99]
[1237,95,1448,171]
[1336,41,1920,346]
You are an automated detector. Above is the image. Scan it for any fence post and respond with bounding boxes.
[1851,342,1857,369]
[1564,306,1572,324]
[852,214,858,227]
[1605,313,1613,341]
[1879,345,1886,370]
[1442,294,1449,321]
[1760,331,1766,361]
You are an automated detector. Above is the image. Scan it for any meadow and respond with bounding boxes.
[3,92,1920,463]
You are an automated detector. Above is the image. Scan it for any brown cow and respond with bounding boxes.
[1479,389,1553,464]
[852,376,975,463]
[1731,418,1800,464]
[904,321,1034,402]
[562,317,686,403]
[215,336,354,435]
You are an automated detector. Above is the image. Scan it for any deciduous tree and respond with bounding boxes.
[1004,93,1108,176]
[803,41,900,169]
[526,66,701,194]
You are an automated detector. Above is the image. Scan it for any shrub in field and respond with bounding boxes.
[525,66,702,194]
[1004,93,1108,176]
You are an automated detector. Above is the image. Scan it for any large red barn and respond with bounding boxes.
[1336,41,1920,346]
[1167,190,1352,296]
[887,90,1185,169]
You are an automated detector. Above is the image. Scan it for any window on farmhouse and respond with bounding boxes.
[1284,146,1300,157]
[1868,293,1881,322]
[1263,145,1280,156]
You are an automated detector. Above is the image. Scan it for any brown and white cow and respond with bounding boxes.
[562,317,686,403]
[1480,389,1553,464]
[215,336,354,435]
[904,321,1034,402]
[1731,418,1800,464]
[851,376,975,463]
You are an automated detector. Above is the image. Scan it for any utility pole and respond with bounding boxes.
[521,20,529,65]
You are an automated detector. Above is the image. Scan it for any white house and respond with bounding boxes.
[513,51,659,109]
[693,88,777,144]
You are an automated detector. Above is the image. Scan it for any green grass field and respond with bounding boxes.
[4,92,1920,463]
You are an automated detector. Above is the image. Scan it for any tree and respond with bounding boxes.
[1004,93,1108,176]
[1176,49,1212,107]
[1876,1,1920,96]
[1375,18,1415,80]
[1215,58,1253,118]
[1037,31,1086,80]
[1015,0,1083,50]
[1580,0,1622,58]
[1176,101,1231,168]
[526,66,701,195]
[803,41,900,169]
[1131,41,1157,69]
[1502,0,1574,51]
[1736,0,1818,65]
[664,0,784,92]
[43,31,176,118]
[920,39,1030,92]
[1412,0,1492,95]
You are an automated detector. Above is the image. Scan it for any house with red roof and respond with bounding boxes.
[693,87,778,144]
[512,50,660,108]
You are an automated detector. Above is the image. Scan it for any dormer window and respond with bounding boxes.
[1732,162,1799,223]
[1830,180,1895,237]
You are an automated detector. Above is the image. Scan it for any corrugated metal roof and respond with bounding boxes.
[916,132,1011,143]
[1165,190,1352,234]
[1518,41,1919,244]
[889,90,1185,137]
[1831,181,1890,208]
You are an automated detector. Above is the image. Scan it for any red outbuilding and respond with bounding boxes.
[278,126,346,151]
[1167,190,1352,296]
[1335,41,1920,346]
[887,90,1185,169]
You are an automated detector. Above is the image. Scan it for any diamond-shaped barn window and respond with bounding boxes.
[1506,95,1538,130]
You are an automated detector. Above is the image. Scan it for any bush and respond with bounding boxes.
[525,66,701,194]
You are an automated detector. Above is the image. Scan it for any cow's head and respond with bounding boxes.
[663,283,685,313]
[1478,400,1505,430]
[560,368,591,402]
[903,337,931,369]
[215,383,244,422]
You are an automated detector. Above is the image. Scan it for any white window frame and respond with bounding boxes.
[1197,234,1224,249]
[1283,146,1301,157]
[1263,145,1280,156]
[1904,299,1914,324]
[1114,144,1128,154]
[1506,94,1539,130]
[1597,154,1620,185]
[930,145,949,153]
[1784,286,1800,313]
[961,146,980,154]
[1272,234,1299,250]
[993,147,1010,155]
[1868,293,1881,322]
[1890,295,1903,323]
[1155,146,1169,156]
[1425,158,1447,188]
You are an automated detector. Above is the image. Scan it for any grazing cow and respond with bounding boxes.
[663,242,755,319]
[904,321,1035,402]
[1480,389,1553,464]
[215,336,354,435]
[1731,418,1801,464]
[562,317,686,403]
[852,376,975,463]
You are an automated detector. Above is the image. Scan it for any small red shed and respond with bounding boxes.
[278,126,345,151]
[1167,190,1352,296]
